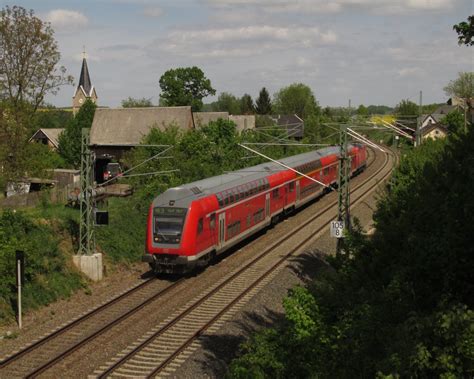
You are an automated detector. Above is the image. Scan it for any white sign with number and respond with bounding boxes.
[330,220,345,238]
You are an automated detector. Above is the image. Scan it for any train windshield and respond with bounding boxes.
[153,207,187,244]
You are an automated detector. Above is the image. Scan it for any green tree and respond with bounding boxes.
[121,97,153,108]
[444,72,474,100]
[158,66,215,112]
[453,15,474,46]
[357,104,368,116]
[255,87,272,115]
[213,92,241,114]
[441,110,464,134]
[58,99,96,168]
[240,94,255,114]
[0,6,73,113]
[273,83,320,119]
[395,99,419,116]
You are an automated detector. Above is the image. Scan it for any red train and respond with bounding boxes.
[142,144,367,273]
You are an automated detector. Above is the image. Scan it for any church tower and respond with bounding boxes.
[72,50,98,114]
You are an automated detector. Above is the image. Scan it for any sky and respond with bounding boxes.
[2,0,473,108]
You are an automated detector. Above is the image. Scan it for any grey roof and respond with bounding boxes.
[419,113,445,127]
[29,128,64,148]
[421,123,448,136]
[434,104,458,115]
[78,58,93,96]
[90,106,194,146]
[194,112,229,127]
[153,145,342,209]
[271,114,304,138]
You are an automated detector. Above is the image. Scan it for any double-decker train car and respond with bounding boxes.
[143,144,367,273]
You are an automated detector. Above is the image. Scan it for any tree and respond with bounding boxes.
[272,83,320,119]
[453,15,474,46]
[444,72,474,101]
[58,99,96,167]
[444,72,474,131]
[356,104,368,116]
[213,92,240,114]
[240,94,255,114]
[395,99,419,116]
[255,87,272,115]
[158,66,215,112]
[0,6,73,112]
[121,97,153,108]
[441,110,464,134]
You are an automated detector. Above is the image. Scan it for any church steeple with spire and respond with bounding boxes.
[72,48,98,114]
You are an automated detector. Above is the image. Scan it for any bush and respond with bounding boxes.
[0,210,84,323]
[227,129,474,377]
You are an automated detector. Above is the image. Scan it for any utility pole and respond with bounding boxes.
[416,90,422,146]
[79,128,95,255]
[336,124,351,254]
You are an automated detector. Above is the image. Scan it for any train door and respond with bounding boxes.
[218,213,226,248]
[296,180,300,203]
[265,193,270,220]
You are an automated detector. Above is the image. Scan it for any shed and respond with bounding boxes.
[29,128,64,150]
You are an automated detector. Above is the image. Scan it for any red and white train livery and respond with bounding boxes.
[143,144,367,273]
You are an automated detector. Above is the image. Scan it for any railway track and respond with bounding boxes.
[92,148,396,378]
[0,147,387,379]
[0,277,184,378]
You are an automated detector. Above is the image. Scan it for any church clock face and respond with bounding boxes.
[79,98,83,104]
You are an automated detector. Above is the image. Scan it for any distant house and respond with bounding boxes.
[194,112,229,127]
[90,106,194,160]
[417,114,445,129]
[421,123,448,141]
[194,112,255,132]
[270,114,305,139]
[29,128,64,150]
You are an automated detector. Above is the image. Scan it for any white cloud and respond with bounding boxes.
[154,25,338,60]
[45,9,88,29]
[206,0,455,14]
[143,6,164,17]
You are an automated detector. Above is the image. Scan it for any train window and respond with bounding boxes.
[289,182,295,192]
[224,194,229,205]
[216,193,223,207]
[323,167,329,176]
[210,213,216,229]
[272,188,279,199]
[197,218,203,234]
[247,214,251,227]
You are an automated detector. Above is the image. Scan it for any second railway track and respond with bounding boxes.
[0,147,391,379]
[93,148,396,378]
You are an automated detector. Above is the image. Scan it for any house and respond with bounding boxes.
[270,114,305,139]
[421,123,448,141]
[229,115,255,132]
[194,112,229,127]
[29,128,64,150]
[89,106,194,178]
[194,112,255,132]
[417,114,445,129]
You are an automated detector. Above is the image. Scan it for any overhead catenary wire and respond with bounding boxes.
[238,143,333,190]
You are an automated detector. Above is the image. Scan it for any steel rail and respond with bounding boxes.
[97,148,394,378]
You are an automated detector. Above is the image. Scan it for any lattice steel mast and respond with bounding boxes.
[79,128,95,255]
[337,124,351,252]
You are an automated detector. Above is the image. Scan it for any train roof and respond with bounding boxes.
[152,145,356,209]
